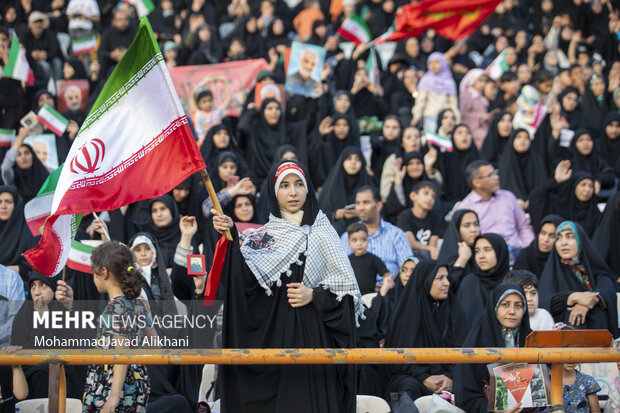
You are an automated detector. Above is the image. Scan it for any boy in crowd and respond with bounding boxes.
[396,181,444,260]
[504,270,554,331]
[346,223,389,295]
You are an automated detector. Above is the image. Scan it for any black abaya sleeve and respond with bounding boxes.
[171,262,195,302]
[454,362,489,413]
[312,287,357,345]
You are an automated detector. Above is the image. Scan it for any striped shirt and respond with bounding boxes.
[341,219,414,277]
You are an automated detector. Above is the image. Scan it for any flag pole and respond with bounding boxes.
[200,169,233,241]
[62,266,66,282]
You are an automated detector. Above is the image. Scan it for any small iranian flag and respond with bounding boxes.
[126,0,155,17]
[72,35,97,55]
[25,166,74,236]
[37,104,69,136]
[337,15,371,46]
[24,17,205,276]
[486,49,510,80]
[0,128,15,147]
[2,33,34,85]
[425,131,453,152]
[371,23,396,46]
[67,241,95,273]
[366,49,379,85]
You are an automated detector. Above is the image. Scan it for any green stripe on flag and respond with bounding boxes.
[41,104,69,125]
[85,18,160,129]
[71,240,95,254]
[36,165,63,197]
[3,35,20,77]
[142,0,155,12]
[0,128,15,135]
[350,14,372,39]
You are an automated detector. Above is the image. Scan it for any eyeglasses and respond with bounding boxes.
[476,169,499,180]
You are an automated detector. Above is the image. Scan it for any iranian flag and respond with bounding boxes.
[2,33,34,85]
[72,35,97,55]
[337,15,371,46]
[126,0,155,17]
[24,17,205,276]
[0,129,15,147]
[366,49,379,85]
[486,49,510,80]
[37,104,69,136]
[425,131,453,152]
[67,241,95,273]
[25,166,71,236]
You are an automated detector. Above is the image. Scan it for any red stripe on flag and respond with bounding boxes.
[23,215,62,276]
[55,120,205,215]
[203,236,229,306]
[67,260,93,274]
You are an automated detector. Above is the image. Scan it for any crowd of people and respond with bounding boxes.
[2,0,620,411]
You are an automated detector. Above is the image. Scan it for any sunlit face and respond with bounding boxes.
[399,259,417,286]
[0,192,15,221]
[428,58,442,74]
[263,101,281,125]
[383,119,401,141]
[411,186,436,212]
[406,157,424,179]
[334,118,350,140]
[132,243,154,267]
[334,94,351,113]
[497,113,513,137]
[556,228,579,259]
[234,196,254,222]
[523,285,538,316]
[218,160,237,182]
[172,188,190,203]
[512,131,531,153]
[429,266,450,300]
[299,51,317,78]
[16,145,33,169]
[574,178,594,202]
[607,120,620,140]
[401,127,421,152]
[496,293,525,329]
[343,153,362,175]
[440,110,455,134]
[538,222,557,253]
[575,133,593,156]
[459,212,480,246]
[562,91,579,112]
[475,164,501,194]
[212,129,230,149]
[276,173,307,214]
[30,280,54,305]
[475,238,498,271]
[348,230,369,256]
[355,189,380,224]
[151,201,173,227]
[452,125,472,151]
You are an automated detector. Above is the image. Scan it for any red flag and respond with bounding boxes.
[203,236,229,306]
[391,0,502,41]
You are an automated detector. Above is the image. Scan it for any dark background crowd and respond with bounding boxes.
[2,0,620,411]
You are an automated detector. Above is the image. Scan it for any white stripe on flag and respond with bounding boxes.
[38,105,68,136]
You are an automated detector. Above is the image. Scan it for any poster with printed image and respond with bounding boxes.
[487,363,551,411]
[56,79,89,113]
[24,134,58,171]
[255,82,286,109]
[285,41,325,98]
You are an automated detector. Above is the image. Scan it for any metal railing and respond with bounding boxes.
[3,347,620,413]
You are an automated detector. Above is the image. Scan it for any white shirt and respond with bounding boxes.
[529,308,554,331]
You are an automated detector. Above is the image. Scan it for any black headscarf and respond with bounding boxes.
[593,192,620,275]
[481,110,513,166]
[168,177,193,217]
[0,186,36,267]
[558,87,588,131]
[437,209,478,270]
[255,145,299,224]
[128,232,175,303]
[146,194,181,267]
[599,112,620,179]
[13,143,50,203]
[580,76,609,135]
[212,151,239,193]
[456,233,510,322]
[63,56,87,79]
[224,194,258,223]
[266,160,319,226]
[562,172,601,237]
[243,98,288,184]
[539,221,617,333]
[569,129,611,183]
[497,128,547,200]
[439,124,481,204]
[199,124,237,173]
[454,283,531,413]
[318,146,373,218]
[324,113,361,159]
[513,214,564,277]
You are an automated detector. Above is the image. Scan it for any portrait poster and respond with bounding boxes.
[56,79,89,113]
[170,59,269,117]
[187,254,207,276]
[255,82,286,109]
[487,363,551,411]
[284,41,325,98]
[24,134,59,171]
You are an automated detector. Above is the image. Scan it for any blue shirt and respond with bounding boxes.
[341,219,414,277]
[0,265,25,346]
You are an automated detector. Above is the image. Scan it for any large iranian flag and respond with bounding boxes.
[24,18,205,276]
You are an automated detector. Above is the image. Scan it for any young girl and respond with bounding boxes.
[606,339,620,412]
[83,242,155,413]
[562,363,601,413]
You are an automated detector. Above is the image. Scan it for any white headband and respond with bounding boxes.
[274,162,307,194]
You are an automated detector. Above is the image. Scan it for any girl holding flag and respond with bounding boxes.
[211,160,363,413]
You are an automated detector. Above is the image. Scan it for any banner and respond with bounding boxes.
[56,79,89,113]
[169,59,269,118]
